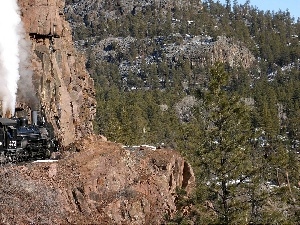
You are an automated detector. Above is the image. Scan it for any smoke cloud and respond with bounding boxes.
[17,30,39,111]
[0,0,37,116]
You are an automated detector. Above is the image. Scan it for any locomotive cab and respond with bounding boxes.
[6,126,17,150]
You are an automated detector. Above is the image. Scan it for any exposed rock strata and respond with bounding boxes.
[186,35,255,68]
[90,35,254,70]
[0,135,195,224]
[18,0,96,146]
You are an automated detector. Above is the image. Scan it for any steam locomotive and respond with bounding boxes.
[0,110,58,163]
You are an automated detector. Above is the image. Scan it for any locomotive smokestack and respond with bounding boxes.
[31,110,38,125]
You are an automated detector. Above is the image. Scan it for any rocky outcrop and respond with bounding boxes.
[78,34,255,85]
[210,36,255,68]
[167,35,255,70]
[18,0,96,146]
[0,135,195,224]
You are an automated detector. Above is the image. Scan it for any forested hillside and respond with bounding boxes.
[65,0,300,223]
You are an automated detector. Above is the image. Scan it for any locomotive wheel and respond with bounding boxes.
[22,149,30,161]
[44,149,52,159]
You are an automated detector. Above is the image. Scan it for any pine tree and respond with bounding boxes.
[195,63,254,224]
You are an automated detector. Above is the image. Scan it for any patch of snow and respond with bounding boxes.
[33,160,58,163]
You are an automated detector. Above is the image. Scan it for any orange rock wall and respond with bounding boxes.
[18,0,96,146]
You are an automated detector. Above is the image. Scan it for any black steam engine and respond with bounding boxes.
[0,110,58,163]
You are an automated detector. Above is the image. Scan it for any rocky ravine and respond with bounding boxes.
[0,135,195,224]
[0,0,195,224]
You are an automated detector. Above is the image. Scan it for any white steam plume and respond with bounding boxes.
[17,31,39,110]
[0,0,34,116]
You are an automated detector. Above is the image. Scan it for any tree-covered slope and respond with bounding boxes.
[65,0,300,145]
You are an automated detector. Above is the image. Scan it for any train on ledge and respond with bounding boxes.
[0,110,58,163]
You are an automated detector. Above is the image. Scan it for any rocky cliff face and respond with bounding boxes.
[18,0,96,146]
[0,135,195,224]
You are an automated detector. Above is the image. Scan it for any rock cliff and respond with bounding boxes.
[0,135,195,224]
[18,0,96,146]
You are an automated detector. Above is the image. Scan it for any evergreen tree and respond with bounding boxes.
[195,63,254,224]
